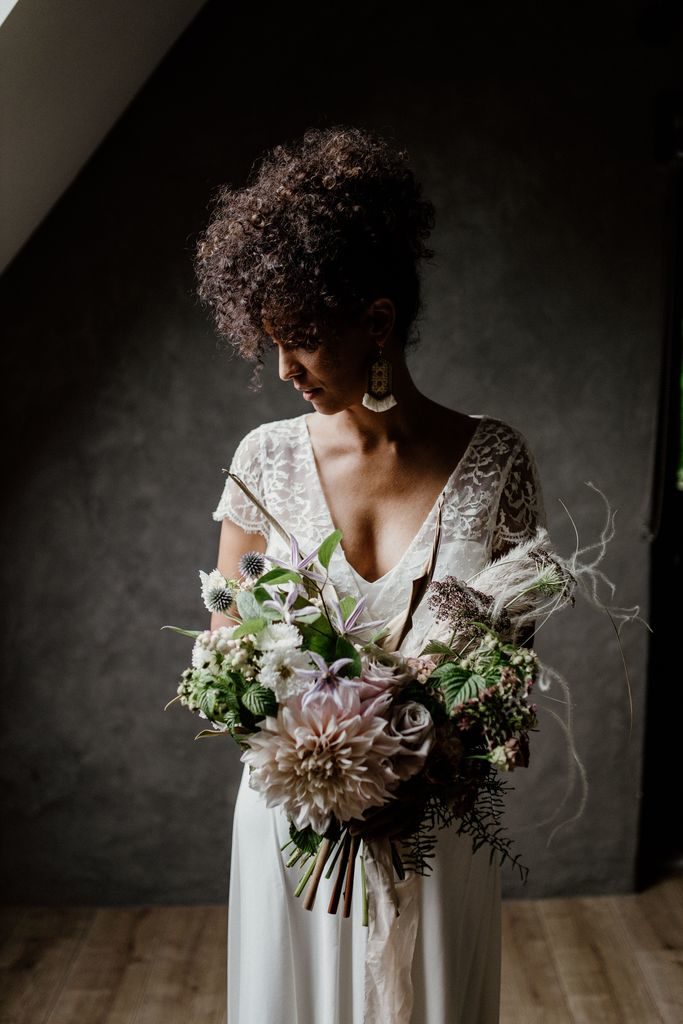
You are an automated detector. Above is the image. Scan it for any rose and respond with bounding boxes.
[386,700,435,781]
[357,655,413,704]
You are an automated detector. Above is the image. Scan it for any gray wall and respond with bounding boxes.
[0,1,677,904]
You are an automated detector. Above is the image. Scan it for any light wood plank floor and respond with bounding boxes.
[1,873,681,1022]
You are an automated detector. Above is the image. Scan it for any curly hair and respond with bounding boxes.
[193,125,436,388]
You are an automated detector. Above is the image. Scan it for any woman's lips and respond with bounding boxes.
[302,388,320,400]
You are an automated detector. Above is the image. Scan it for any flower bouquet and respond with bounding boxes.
[162,472,645,926]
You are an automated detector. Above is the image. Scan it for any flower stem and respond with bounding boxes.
[294,848,319,898]
[286,846,306,869]
[324,834,346,879]
[328,829,352,915]
[302,838,333,911]
[360,845,369,927]
[343,834,361,917]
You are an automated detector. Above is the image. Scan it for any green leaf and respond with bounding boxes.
[241,684,277,718]
[339,595,359,619]
[254,568,303,587]
[436,664,489,712]
[289,821,323,855]
[160,625,203,639]
[428,660,462,682]
[198,688,217,717]
[232,616,267,639]
[316,529,343,570]
[334,635,361,677]
[305,632,336,661]
[222,709,242,730]
[420,638,455,656]
[236,590,261,621]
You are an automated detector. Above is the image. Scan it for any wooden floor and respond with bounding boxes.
[1,873,681,1023]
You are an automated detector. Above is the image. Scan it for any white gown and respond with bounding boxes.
[212,411,547,1024]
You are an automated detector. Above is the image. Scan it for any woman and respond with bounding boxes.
[195,125,546,1023]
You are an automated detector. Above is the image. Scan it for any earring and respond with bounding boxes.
[362,343,398,411]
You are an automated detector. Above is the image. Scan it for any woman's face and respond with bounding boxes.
[266,302,394,415]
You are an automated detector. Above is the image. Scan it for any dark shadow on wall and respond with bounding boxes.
[637,85,683,887]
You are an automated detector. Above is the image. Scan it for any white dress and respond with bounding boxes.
[212,411,547,1024]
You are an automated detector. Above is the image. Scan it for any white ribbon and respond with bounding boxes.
[362,837,421,1024]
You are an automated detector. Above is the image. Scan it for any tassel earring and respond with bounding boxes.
[362,343,398,412]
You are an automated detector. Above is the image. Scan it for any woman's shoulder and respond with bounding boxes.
[231,413,306,454]
[479,412,533,453]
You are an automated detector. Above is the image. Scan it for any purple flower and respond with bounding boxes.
[267,533,328,585]
[296,651,357,707]
[327,592,388,642]
[260,579,320,625]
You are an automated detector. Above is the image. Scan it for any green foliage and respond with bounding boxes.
[198,687,218,717]
[334,634,361,676]
[160,625,203,639]
[297,613,336,660]
[289,821,323,856]
[231,616,268,639]
[420,638,455,656]
[339,595,359,619]
[235,590,262,621]
[254,567,303,587]
[241,683,277,718]
[430,662,488,712]
[317,529,343,569]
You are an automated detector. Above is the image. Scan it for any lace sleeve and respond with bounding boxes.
[211,426,270,540]
[491,430,547,558]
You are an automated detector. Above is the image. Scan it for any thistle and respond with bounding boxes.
[240,550,267,580]
[199,568,235,614]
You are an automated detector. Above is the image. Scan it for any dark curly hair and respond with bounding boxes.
[193,125,436,388]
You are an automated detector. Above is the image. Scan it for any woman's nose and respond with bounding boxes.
[278,347,303,382]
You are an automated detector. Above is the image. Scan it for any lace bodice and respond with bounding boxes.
[212,412,546,658]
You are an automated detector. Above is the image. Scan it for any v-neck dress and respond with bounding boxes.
[212,411,547,1024]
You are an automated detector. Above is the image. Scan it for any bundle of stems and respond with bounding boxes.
[281,827,378,925]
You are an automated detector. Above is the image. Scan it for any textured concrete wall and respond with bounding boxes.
[0,1,676,904]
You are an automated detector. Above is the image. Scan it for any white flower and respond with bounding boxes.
[254,622,303,651]
[240,684,402,834]
[199,568,234,614]
[257,647,315,701]
[191,633,221,673]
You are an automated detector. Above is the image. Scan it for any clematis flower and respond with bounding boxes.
[260,579,320,625]
[294,650,356,707]
[267,533,329,585]
[240,684,403,834]
[327,592,388,642]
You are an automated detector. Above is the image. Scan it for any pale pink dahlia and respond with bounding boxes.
[240,683,403,834]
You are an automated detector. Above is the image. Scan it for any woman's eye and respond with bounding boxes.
[270,335,321,353]
[290,339,321,352]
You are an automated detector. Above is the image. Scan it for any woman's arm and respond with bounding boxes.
[209,517,267,631]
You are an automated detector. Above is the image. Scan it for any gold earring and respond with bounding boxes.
[362,343,398,412]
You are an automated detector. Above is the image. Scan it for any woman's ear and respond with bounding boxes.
[364,297,396,344]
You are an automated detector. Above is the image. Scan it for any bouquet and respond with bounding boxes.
[162,473,646,926]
